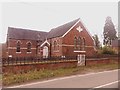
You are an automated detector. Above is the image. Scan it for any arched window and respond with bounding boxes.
[27,42,32,52]
[78,36,81,50]
[57,40,59,50]
[82,38,86,50]
[74,37,77,49]
[16,41,21,52]
[74,36,86,51]
[54,41,57,50]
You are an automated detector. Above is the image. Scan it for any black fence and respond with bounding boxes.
[86,54,118,58]
[2,54,118,66]
[2,56,77,66]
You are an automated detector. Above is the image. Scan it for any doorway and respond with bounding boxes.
[43,46,48,58]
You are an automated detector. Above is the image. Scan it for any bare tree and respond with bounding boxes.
[93,34,101,49]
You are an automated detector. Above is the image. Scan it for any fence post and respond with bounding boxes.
[2,58,4,66]
[29,57,31,64]
[37,57,39,63]
[8,57,9,65]
[31,57,33,63]
[85,56,86,66]
[16,57,18,65]
[20,57,21,65]
[24,57,25,65]
[34,57,36,63]
[11,57,13,65]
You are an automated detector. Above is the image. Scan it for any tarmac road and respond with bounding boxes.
[7,69,119,89]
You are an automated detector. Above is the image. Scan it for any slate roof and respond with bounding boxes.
[7,18,80,41]
[8,27,48,41]
[47,18,80,39]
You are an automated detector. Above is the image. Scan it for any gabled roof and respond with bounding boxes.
[40,39,50,47]
[47,18,80,39]
[8,27,48,41]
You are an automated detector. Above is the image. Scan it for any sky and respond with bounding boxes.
[0,2,118,44]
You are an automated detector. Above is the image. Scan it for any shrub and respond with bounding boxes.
[101,46,115,55]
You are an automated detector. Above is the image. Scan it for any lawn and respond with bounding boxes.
[2,62,118,86]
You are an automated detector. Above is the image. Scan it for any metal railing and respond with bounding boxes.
[2,56,77,66]
[2,54,118,66]
[86,54,118,58]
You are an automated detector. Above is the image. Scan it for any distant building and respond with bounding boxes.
[5,18,96,58]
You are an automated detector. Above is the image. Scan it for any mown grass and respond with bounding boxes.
[3,62,118,86]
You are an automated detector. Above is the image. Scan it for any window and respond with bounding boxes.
[54,41,57,50]
[57,40,59,50]
[16,41,21,52]
[27,42,32,52]
[74,37,85,51]
[78,36,81,50]
[74,37,77,49]
[82,38,85,50]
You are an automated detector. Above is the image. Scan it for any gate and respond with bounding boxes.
[77,54,86,66]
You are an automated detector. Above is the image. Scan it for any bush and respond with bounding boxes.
[101,46,115,55]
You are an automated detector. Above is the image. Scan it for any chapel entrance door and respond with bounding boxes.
[43,46,48,58]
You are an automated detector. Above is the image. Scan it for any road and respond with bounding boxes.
[7,69,119,88]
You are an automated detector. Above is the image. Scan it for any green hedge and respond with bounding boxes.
[101,46,116,55]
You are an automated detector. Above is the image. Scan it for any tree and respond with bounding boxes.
[103,16,117,46]
[93,34,101,49]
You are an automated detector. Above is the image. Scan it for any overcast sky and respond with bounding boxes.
[0,2,118,44]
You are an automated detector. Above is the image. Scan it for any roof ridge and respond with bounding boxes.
[47,18,80,38]
[8,27,48,33]
[7,27,48,40]
[51,18,80,30]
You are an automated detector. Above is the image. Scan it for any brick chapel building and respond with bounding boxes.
[5,18,97,58]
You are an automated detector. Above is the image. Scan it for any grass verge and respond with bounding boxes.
[3,62,118,86]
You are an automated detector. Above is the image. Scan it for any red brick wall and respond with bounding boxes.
[5,20,96,58]
[86,58,110,65]
[62,21,96,57]
[48,37,63,57]
[3,58,118,74]
[2,43,7,58]
[3,61,77,74]
[7,39,37,57]
[46,21,96,57]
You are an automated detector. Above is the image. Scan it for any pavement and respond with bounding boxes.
[5,69,120,89]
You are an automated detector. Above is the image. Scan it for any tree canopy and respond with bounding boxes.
[93,34,101,49]
[103,16,117,46]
